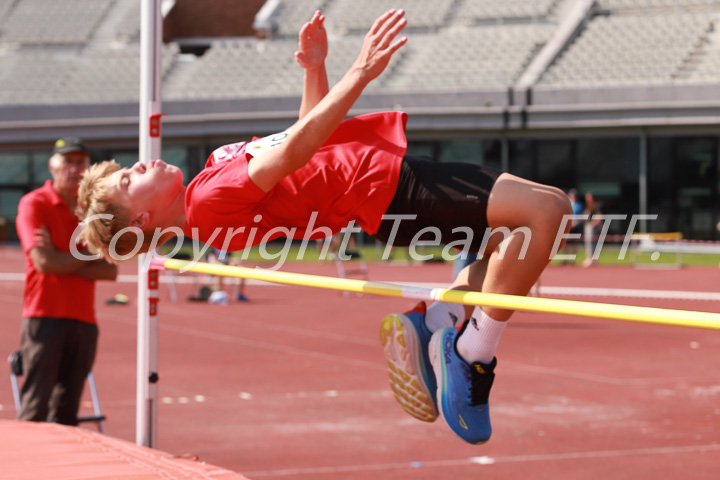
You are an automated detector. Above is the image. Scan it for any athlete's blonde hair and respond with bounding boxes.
[76,160,155,262]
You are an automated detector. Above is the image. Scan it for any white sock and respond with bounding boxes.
[424,302,466,332]
[456,307,507,365]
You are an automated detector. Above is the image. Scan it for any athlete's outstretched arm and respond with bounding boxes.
[249,9,407,192]
[296,10,329,119]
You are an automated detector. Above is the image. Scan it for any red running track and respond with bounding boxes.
[0,246,719,479]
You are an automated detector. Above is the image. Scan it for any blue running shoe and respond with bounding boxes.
[429,326,497,444]
[379,302,438,422]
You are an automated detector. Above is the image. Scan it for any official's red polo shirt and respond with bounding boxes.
[16,180,96,324]
[184,111,407,251]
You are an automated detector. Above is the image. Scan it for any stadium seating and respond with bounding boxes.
[164,39,303,100]
[109,0,142,43]
[453,0,559,24]
[61,45,178,104]
[1,0,720,104]
[540,13,712,86]
[0,53,72,104]
[324,0,455,33]
[0,0,113,45]
[383,24,555,90]
[0,0,15,23]
[269,0,327,38]
[598,0,719,13]
[681,13,720,82]
[0,46,178,105]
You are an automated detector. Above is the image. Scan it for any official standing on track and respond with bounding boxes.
[15,137,117,425]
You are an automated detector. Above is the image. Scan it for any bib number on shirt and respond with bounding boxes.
[245,129,291,158]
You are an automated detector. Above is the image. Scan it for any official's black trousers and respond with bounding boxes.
[19,317,98,426]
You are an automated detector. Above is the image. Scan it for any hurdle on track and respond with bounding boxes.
[153,257,720,331]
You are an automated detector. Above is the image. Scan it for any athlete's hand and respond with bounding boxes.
[352,9,407,83]
[295,10,328,70]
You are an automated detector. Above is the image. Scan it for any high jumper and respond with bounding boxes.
[76,9,571,444]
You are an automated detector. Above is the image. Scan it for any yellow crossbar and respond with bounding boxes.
[161,258,720,331]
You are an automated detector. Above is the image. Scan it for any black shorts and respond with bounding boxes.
[374,156,502,251]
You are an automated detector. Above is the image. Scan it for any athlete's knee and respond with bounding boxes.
[544,187,572,228]
[525,186,572,245]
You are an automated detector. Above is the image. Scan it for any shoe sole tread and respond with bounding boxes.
[380,314,437,422]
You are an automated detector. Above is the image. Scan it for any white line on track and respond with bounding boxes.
[236,389,392,401]
[160,395,206,404]
[242,443,720,477]
[0,273,23,281]
[539,286,720,301]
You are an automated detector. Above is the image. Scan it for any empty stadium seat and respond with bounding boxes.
[453,0,558,23]
[269,0,327,38]
[164,39,303,100]
[383,24,555,90]
[0,0,113,46]
[325,0,455,33]
[540,12,712,86]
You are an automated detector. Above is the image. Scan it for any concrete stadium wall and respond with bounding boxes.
[1,84,719,148]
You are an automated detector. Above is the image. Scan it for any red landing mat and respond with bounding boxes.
[0,419,249,480]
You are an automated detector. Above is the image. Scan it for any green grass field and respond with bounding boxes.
[161,242,720,268]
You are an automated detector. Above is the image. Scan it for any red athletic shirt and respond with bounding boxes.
[16,181,96,324]
[184,112,407,250]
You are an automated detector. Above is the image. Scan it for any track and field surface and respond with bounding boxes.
[0,246,718,479]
